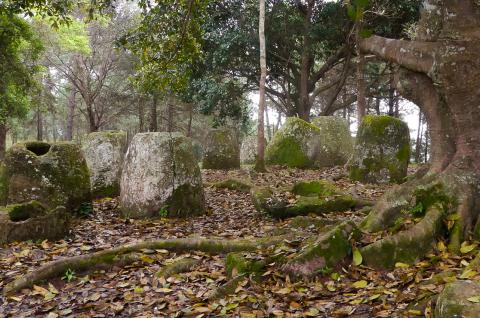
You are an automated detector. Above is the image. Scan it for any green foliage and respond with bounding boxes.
[158,206,169,218]
[0,14,43,125]
[120,0,208,94]
[62,268,76,282]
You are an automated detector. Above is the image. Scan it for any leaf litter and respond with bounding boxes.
[1,166,478,317]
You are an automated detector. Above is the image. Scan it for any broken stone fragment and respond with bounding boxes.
[265,116,353,169]
[120,132,205,218]
[349,115,410,184]
[0,141,91,213]
[0,201,70,244]
[435,280,480,318]
[82,130,127,198]
[202,128,240,169]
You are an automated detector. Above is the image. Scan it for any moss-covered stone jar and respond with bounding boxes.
[0,141,91,212]
[349,115,410,184]
[82,130,127,198]
[202,128,240,170]
[120,132,205,218]
[265,116,353,168]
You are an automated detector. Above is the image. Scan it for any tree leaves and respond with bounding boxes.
[353,248,363,266]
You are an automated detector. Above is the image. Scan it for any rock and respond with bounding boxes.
[212,178,253,193]
[251,180,355,219]
[82,130,127,198]
[191,139,204,162]
[283,221,361,278]
[120,132,205,218]
[349,115,410,184]
[240,136,257,164]
[202,128,240,169]
[0,201,70,244]
[0,141,91,212]
[435,281,480,318]
[265,116,353,168]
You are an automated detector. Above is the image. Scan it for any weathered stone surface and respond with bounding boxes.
[240,136,257,165]
[0,201,70,244]
[265,116,353,168]
[251,180,355,219]
[435,280,480,318]
[0,141,91,212]
[283,221,360,278]
[202,128,240,169]
[311,116,353,166]
[349,115,410,184]
[82,130,127,198]
[213,178,253,193]
[120,132,205,218]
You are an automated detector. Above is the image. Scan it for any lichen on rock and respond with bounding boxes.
[120,132,205,218]
[240,135,259,165]
[82,130,127,198]
[349,115,410,184]
[265,116,353,169]
[1,141,91,212]
[202,128,240,169]
[0,201,70,244]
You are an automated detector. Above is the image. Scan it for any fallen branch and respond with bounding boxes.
[3,236,288,295]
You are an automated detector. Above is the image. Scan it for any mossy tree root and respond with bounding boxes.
[360,204,445,269]
[3,236,288,295]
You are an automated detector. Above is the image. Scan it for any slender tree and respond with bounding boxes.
[255,0,267,172]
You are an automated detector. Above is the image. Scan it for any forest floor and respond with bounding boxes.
[0,166,478,318]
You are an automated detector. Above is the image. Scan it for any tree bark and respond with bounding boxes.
[360,0,480,234]
[149,93,158,132]
[356,22,367,123]
[255,0,267,172]
[0,123,7,160]
[65,88,76,141]
[36,106,43,141]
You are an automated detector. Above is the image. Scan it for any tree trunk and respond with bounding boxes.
[360,0,480,235]
[356,21,367,123]
[265,104,271,141]
[138,97,145,133]
[388,71,395,116]
[36,106,43,141]
[149,93,158,132]
[0,123,7,160]
[65,87,76,141]
[415,111,423,163]
[255,0,267,172]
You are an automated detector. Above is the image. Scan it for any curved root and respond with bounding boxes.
[3,236,288,295]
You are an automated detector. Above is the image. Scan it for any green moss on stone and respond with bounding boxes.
[202,129,240,170]
[7,200,47,222]
[250,187,274,213]
[291,180,337,197]
[0,164,8,205]
[213,178,252,193]
[165,184,205,218]
[3,141,91,213]
[266,117,353,169]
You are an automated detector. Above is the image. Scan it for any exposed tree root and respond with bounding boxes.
[156,257,200,278]
[361,204,445,269]
[3,236,289,295]
[208,275,247,300]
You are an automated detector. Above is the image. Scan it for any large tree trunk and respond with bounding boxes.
[36,106,43,141]
[360,0,480,235]
[355,21,367,123]
[255,0,267,172]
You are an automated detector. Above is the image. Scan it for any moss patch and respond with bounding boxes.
[213,178,253,193]
[202,129,240,170]
[7,200,47,222]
